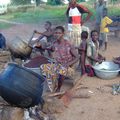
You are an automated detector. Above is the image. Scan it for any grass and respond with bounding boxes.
[108,6,120,16]
[0,22,12,29]
[0,4,120,29]
[0,5,67,24]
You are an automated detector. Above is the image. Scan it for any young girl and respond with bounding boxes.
[78,31,88,75]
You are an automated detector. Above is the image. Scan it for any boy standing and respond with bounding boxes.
[78,31,88,75]
[94,0,106,34]
[100,8,113,50]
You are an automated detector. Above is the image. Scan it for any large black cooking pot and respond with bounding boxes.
[0,63,45,108]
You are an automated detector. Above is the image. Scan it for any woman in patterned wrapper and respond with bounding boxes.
[40,26,79,93]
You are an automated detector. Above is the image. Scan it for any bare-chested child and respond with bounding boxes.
[78,31,88,75]
[33,21,55,57]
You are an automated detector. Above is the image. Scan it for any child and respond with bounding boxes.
[33,21,54,57]
[99,7,113,50]
[78,31,88,75]
[86,30,105,77]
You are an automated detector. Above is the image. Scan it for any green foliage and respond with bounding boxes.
[108,6,120,16]
[0,4,120,29]
[11,0,31,5]
[47,0,62,5]
[0,5,67,24]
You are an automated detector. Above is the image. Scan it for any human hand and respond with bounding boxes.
[62,64,68,68]
[34,30,37,33]
[34,42,42,48]
[81,21,84,26]
[98,59,103,64]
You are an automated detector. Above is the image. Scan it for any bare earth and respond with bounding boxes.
[1,22,120,120]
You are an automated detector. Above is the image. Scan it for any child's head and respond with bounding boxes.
[91,30,99,42]
[81,31,88,40]
[44,21,52,30]
[103,8,108,17]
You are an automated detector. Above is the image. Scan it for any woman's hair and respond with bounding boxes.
[55,26,65,33]
[81,31,88,39]
[90,30,98,37]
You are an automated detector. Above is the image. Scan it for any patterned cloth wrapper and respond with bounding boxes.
[40,63,75,92]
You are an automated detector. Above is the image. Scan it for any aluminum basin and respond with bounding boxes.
[93,61,120,80]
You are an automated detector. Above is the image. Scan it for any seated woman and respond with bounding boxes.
[40,26,79,93]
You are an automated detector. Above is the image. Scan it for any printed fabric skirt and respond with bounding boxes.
[40,63,75,92]
[68,24,82,47]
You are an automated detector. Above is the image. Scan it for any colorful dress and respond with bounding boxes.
[40,40,75,92]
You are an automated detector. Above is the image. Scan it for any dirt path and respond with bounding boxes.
[1,22,120,120]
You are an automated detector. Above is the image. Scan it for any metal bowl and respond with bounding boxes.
[93,61,120,80]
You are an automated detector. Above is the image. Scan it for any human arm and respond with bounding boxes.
[87,54,102,64]
[34,30,48,36]
[113,57,120,64]
[113,59,120,64]
[78,47,86,51]
[65,6,70,24]
[39,43,54,52]
[82,10,92,25]
[34,29,54,39]
[78,42,87,52]
[66,6,70,18]
[33,29,54,45]
[105,17,113,27]
[66,45,79,67]
[77,4,92,25]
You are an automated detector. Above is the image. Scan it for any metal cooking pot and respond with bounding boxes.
[8,36,33,59]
